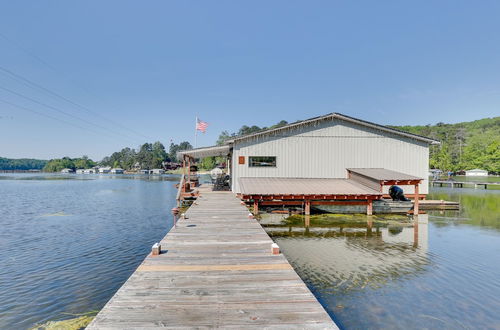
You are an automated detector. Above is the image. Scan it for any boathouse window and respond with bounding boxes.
[249,156,276,167]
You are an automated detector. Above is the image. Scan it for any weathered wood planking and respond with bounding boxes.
[87,187,337,329]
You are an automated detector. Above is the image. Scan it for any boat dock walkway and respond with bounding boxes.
[88,186,337,329]
[431,180,500,189]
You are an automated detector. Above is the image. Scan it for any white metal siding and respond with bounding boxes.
[232,118,429,194]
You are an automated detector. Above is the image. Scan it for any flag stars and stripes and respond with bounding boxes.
[196,118,209,133]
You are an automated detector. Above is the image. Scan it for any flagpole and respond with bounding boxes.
[194,116,198,149]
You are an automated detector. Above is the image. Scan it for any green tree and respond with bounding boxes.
[74,155,96,169]
[200,157,216,170]
[137,143,154,169]
[152,141,168,168]
[169,141,193,161]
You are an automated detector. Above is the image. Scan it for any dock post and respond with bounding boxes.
[413,219,419,248]
[414,184,420,215]
[304,200,311,216]
[152,243,161,256]
[253,200,259,215]
[366,200,373,216]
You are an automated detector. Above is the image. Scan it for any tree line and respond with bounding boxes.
[3,117,498,173]
[0,157,48,170]
[100,141,192,170]
[42,156,96,172]
[392,117,499,173]
[39,141,193,172]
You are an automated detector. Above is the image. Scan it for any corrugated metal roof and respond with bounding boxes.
[347,168,422,181]
[177,145,230,160]
[239,177,382,196]
[226,113,440,145]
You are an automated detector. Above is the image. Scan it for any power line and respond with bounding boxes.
[0,97,118,139]
[0,32,153,140]
[0,65,152,140]
[0,85,140,144]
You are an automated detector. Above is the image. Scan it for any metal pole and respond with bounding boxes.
[194,116,198,149]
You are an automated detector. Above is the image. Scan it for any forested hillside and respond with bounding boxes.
[392,117,499,173]
[215,117,500,173]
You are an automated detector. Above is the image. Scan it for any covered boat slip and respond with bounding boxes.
[238,168,423,215]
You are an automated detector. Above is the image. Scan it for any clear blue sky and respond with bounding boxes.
[1,1,499,160]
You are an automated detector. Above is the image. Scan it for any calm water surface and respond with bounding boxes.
[1,174,499,329]
[263,187,500,329]
[0,173,178,329]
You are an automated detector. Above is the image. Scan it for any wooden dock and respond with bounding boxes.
[88,186,337,329]
[431,180,500,189]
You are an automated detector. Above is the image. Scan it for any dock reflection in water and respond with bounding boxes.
[263,214,429,289]
[262,213,455,329]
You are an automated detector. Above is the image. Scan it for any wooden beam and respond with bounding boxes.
[258,200,375,206]
[243,194,382,201]
[382,180,422,186]
[305,200,311,216]
[312,201,369,205]
[367,200,373,215]
[253,200,259,215]
[414,184,420,215]
[259,201,303,206]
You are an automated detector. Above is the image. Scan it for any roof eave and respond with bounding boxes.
[227,113,440,145]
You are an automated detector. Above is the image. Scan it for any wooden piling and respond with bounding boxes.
[414,184,420,215]
[366,199,373,215]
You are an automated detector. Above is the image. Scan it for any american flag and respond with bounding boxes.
[196,117,209,133]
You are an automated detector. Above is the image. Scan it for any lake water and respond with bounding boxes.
[0,173,177,329]
[263,187,500,329]
[1,174,499,329]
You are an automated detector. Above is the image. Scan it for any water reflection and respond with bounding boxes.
[263,214,429,296]
[262,188,500,329]
[0,173,177,329]
[429,189,500,230]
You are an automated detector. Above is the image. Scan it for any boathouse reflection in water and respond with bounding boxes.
[262,214,429,295]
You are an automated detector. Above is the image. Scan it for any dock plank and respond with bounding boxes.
[88,189,337,329]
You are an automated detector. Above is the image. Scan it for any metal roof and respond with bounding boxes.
[347,168,423,181]
[177,145,230,160]
[226,113,440,145]
[239,177,382,196]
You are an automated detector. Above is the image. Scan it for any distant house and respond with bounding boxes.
[138,169,151,174]
[84,169,97,174]
[61,168,74,173]
[76,169,85,174]
[110,168,124,174]
[151,169,165,175]
[99,167,111,174]
[465,169,488,176]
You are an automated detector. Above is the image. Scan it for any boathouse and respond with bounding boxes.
[178,113,439,214]
[465,168,488,176]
